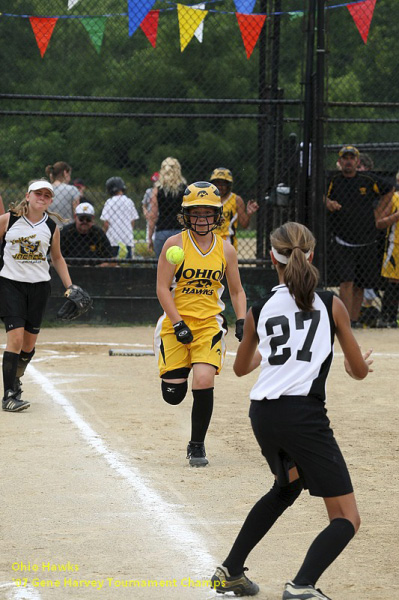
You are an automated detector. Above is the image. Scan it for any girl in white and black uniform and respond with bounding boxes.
[211,222,373,600]
[0,179,73,412]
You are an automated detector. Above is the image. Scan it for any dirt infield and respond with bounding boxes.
[1,325,398,599]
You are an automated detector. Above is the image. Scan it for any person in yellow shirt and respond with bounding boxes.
[210,167,259,250]
[155,181,247,467]
[378,187,399,327]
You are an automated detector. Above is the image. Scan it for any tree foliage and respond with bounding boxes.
[1,0,398,201]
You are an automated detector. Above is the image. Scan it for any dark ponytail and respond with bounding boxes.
[45,161,71,183]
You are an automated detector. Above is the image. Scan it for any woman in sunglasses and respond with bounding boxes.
[60,202,114,267]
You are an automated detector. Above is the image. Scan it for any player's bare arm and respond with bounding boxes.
[236,195,258,229]
[333,295,373,380]
[0,212,10,239]
[233,309,261,376]
[72,194,80,215]
[50,227,72,289]
[375,191,397,228]
[156,233,183,324]
[147,188,159,246]
[223,241,246,320]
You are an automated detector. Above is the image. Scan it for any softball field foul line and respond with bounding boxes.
[28,365,216,579]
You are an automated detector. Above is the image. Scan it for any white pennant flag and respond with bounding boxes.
[192,3,205,42]
[68,0,80,9]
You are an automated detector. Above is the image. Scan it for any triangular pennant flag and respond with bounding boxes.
[140,10,160,48]
[234,0,257,13]
[29,17,58,58]
[68,0,80,9]
[128,0,156,37]
[81,17,107,54]
[347,0,376,44]
[177,4,208,52]
[236,13,266,59]
[192,3,206,43]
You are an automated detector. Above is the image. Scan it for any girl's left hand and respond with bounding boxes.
[246,200,259,215]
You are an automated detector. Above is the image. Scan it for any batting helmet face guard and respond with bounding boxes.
[210,167,233,184]
[181,181,223,235]
[106,176,127,196]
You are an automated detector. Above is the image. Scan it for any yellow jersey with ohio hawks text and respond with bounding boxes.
[170,230,226,319]
[215,193,238,249]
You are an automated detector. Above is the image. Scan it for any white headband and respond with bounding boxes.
[271,246,311,264]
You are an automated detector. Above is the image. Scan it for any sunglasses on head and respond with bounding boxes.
[77,215,93,223]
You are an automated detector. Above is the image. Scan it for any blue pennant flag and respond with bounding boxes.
[233,0,257,13]
[128,0,156,37]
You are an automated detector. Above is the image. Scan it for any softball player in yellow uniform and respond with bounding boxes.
[155,182,247,466]
[379,190,399,327]
[210,168,258,250]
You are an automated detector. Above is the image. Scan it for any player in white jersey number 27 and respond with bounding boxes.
[210,221,373,600]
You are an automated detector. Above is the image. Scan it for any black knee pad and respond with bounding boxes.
[272,479,302,508]
[16,348,35,379]
[161,380,188,405]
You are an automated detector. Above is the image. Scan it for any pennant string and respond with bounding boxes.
[0,0,375,20]
[1,0,378,59]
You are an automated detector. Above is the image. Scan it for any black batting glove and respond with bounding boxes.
[235,319,245,342]
[173,320,193,344]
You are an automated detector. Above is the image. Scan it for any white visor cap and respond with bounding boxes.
[28,181,54,196]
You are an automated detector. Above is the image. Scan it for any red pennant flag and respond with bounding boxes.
[347,0,376,44]
[140,10,160,48]
[29,17,58,57]
[236,13,266,59]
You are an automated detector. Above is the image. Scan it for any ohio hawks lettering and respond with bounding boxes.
[178,266,224,296]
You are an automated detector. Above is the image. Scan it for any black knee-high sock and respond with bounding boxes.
[190,388,214,443]
[16,348,35,378]
[2,351,20,395]
[223,480,302,576]
[293,518,355,587]
[381,281,399,322]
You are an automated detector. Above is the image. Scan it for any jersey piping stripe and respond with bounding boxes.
[23,214,48,228]
[188,230,217,257]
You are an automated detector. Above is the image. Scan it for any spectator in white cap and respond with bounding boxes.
[101,177,139,259]
[60,202,114,267]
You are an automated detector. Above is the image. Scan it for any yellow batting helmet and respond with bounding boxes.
[181,182,223,234]
[181,181,222,209]
[210,167,233,184]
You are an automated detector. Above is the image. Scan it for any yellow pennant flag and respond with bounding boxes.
[177,4,208,52]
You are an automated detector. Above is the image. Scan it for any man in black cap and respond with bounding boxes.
[325,145,393,327]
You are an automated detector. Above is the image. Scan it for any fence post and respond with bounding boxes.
[298,0,316,225]
[314,0,326,281]
[256,0,269,260]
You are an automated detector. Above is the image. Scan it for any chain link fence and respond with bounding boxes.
[322,0,399,328]
[0,0,306,265]
[1,0,399,326]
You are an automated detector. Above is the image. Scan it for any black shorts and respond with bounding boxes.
[0,277,51,334]
[249,396,353,498]
[333,241,379,288]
